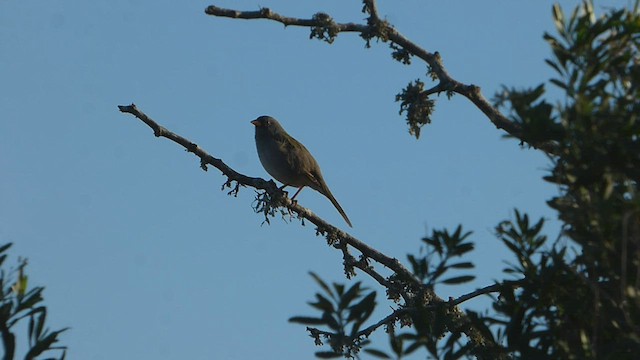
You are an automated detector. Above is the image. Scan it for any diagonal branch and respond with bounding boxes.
[307,307,409,343]
[118,103,420,284]
[205,2,558,154]
[205,6,365,33]
[448,280,523,307]
[118,103,504,356]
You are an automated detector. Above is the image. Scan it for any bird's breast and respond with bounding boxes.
[255,134,306,187]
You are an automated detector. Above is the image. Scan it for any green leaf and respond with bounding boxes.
[390,334,404,356]
[322,313,340,331]
[16,287,44,313]
[545,59,564,76]
[448,261,475,269]
[452,243,474,256]
[24,327,69,359]
[441,275,475,285]
[0,243,12,255]
[309,294,335,313]
[552,4,565,34]
[338,282,362,310]
[466,311,495,343]
[404,340,423,355]
[363,348,392,359]
[549,78,568,91]
[315,351,342,358]
[309,272,334,299]
[0,303,13,323]
[348,292,376,323]
[288,316,327,325]
[34,308,47,339]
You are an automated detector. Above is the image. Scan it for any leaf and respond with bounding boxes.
[466,311,495,342]
[552,4,565,34]
[322,313,340,331]
[0,303,13,323]
[545,57,564,76]
[441,275,475,285]
[338,282,361,310]
[448,261,475,269]
[315,351,342,358]
[28,312,35,342]
[12,274,28,298]
[288,316,327,325]
[452,242,475,256]
[549,78,568,91]
[16,287,44,313]
[390,334,404,356]
[404,340,423,355]
[0,243,12,255]
[363,348,392,359]
[35,309,47,339]
[24,327,69,359]
[309,294,335,313]
[347,292,376,323]
[309,272,334,299]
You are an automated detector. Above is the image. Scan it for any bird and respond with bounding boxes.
[251,116,353,227]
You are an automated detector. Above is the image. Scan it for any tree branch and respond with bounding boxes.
[358,308,408,338]
[205,5,365,33]
[307,307,409,342]
[118,103,420,282]
[117,103,504,356]
[448,280,523,307]
[204,2,558,154]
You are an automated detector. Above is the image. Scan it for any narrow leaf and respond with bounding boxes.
[288,316,327,325]
[441,275,475,285]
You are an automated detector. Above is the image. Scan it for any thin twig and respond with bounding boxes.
[307,308,409,340]
[448,280,522,307]
[118,103,419,283]
[357,308,408,338]
[204,2,558,154]
[118,102,505,358]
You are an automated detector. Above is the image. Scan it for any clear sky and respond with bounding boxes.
[0,1,630,359]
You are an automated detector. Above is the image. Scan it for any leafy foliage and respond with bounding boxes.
[296,1,640,359]
[289,272,377,358]
[395,80,435,139]
[310,13,340,44]
[0,243,67,360]
[408,225,475,288]
[488,1,640,358]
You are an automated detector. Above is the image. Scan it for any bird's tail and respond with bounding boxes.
[320,185,353,228]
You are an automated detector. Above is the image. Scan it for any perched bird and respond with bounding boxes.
[251,116,352,227]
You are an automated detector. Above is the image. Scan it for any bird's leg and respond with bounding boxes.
[279,184,299,220]
[290,186,305,202]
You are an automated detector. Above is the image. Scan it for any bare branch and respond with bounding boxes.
[307,307,409,341]
[118,103,418,282]
[118,103,504,357]
[357,307,408,338]
[205,5,365,32]
[362,0,380,18]
[449,280,523,307]
[204,3,558,154]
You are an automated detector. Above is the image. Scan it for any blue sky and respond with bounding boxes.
[0,1,629,359]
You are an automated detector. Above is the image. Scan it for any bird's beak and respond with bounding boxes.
[251,120,261,126]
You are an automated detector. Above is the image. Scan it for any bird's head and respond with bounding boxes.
[251,116,285,138]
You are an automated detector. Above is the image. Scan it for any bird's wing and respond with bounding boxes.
[284,138,322,181]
